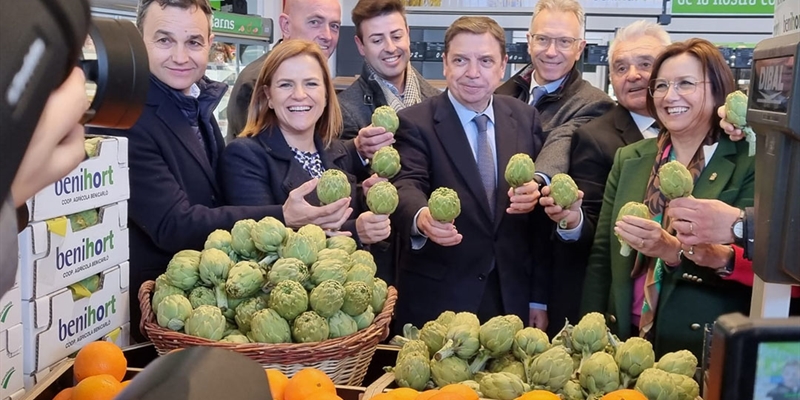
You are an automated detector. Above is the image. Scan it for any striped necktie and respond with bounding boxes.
[473,114,496,216]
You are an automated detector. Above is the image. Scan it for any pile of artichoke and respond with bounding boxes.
[151,217,390,345]
[388,312,700,400]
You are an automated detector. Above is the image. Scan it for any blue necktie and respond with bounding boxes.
[531,86,547,106]
[473,114,496,215]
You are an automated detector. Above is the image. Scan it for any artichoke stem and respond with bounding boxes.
[468,350,491,374]
[434,339,456,361]
[403,323,420,340]
[559,218,569,229]
[258,253,279,269]
[215,284,229,310]
[389,335,410,347]
[621,374,634,389]
[620,243,632,257]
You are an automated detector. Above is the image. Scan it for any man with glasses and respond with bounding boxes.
[496,0,613,180]
[538,20,670,336]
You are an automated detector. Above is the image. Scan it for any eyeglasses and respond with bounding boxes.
[649,79,708,97]
[529,34,582,50]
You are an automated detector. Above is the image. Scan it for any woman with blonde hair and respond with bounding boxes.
[221,40,390,245]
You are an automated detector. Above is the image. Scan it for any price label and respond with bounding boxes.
[425,42,445,61]
[410,42,426,61]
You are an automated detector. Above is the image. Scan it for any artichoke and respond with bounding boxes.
[222,296,249,322]
[669,371,701,400]
[371,146,401,179]
[419,320,449,355]
[513,327,551,364]
[579,352,621,397]
[251,216,287,255]
[220,334,250,344]
[430,356,473,387]
[460,380,482,395]
[655,350,698,377]
[310,258,348,286]
[309,279,346,318]
[231,219,262,260]
[470,316,520,373]
[345,264,375,291]
[266,258,310,291]
[560,380,585,400]
[488,354,526,381]
[316,248,352,268]
[527,346,574,392]
[326,236,357,254]
[156,294,193,331]
[184,305,226,340]
[350,250,377,273]
[188,286,216,309]
[479,372,529,400]
[352,305,375,330]
[234,296,268,333]
[317,169,351,205]
[616,202,651,256]
[68,209,99,232]
[634,368,679,400]
[371,105,400,133]
[155,274,176,292]
[223,325,241,337]
[571,313,609,360]
[198,248,233,309]
[292,311,330,343]
[280,233,318,266]
[204,229,233,257]
[725,90,757,155]
[657,160,694,200]
[164,250,201,290]
[341,281,372,316]
[297,224,327,252]
[151,284,185,313]
[268,280,309,321]
[397,339,431,362]
[435,322,481,361]
[367,181,399,215]
[84,136,103,157]
[436,311,457,327]
[394,352,431,391]
[248,308,292,344]
[371,277,389,312]
[225,261,266,299]
[428,187,461,222]
[615,337,655,388]
[327,310,359,338]
[504,153,536,188]
[550,173,580,228]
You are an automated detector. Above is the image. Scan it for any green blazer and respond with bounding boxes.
[581,135,755,358]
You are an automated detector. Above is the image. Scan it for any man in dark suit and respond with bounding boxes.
[391,16,553,330]
[538,20,670,336]
[226,0,342,141]
[90,0,342,342]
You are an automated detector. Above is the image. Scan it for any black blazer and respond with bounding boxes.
[391,92,554,329]
[545,104,645,337]
[219,126,368,240]
[90,77,273,338]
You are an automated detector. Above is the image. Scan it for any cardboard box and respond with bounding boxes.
[18,201,129,301]
[0,286,21,334]
[23,262,130,376]
[1,324,24,399]
[25,136,129,222]
[102,322,131,349]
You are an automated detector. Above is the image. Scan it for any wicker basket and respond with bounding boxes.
[139,280,397,386]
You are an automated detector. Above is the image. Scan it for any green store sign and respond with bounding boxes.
[212,11,267,36]
[672,0,775,14]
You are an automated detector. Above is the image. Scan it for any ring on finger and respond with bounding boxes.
[688,246,695,255]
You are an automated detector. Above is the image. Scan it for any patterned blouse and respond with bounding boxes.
[290,147,325,179]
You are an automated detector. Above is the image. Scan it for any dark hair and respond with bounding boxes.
[444,16,506,58]
[646,38,735,136]
[239,40,342,148]
[136,0,213,34]
[351,0,406,40]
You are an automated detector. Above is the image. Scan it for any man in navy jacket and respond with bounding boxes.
[90,0,274,341]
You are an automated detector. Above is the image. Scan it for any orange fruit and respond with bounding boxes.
[120,380,132,389]
[439,384,479,400]
[72,374,123,400]
[390,387,421,400]
[600,389,648,400]
[429,393,467,400]
[284,368,337,400]
[516,390,561,400]
[310,393,344,400]
[53,387,73,400]
[73,341,127,382]
[266,369,290,400]
[414,389,440,400]
[369,394,397,400]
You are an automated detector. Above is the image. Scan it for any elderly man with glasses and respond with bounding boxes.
[496,0,614,183]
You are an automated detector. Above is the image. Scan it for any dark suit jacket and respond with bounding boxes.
[581,135,755,358]
[545,105,645,336]
[90,77,273,338]
[219,126,367,239]
[226,52,268,142]
[391,92,553,329]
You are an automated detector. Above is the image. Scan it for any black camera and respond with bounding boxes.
[0,0,149,203]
